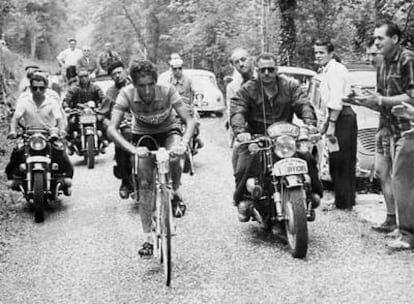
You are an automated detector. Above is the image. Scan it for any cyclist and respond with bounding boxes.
[107,59,196,257]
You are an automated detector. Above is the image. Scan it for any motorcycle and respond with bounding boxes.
[66,101,104,169]
[8,128,69,223]
[239,122,321,258]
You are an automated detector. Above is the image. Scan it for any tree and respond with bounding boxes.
[278,0,297,65]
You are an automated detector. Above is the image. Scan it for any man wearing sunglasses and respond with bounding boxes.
[6,73,73,194]
[230,52,323,221]
[165,58,203,154]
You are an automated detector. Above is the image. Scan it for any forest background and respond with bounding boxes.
[1,0,413,98]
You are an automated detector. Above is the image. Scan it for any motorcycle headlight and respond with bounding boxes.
[29,135,47,151]
[274,135,296,158]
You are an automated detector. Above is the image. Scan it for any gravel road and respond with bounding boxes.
[1,117,414,304]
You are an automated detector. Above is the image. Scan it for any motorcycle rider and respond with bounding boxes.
[6,73,73,194]
[230,52,323,222]
[107,59,196,257]
[63,67,107,153]
[97,60,133,199]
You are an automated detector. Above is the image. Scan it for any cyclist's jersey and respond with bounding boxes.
[114,83,184,134]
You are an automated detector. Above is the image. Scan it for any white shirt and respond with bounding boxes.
[319,59,351,111]
[15,90,63,130]
[56,48,83,66]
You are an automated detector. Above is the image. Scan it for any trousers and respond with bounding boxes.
[329,106,357,209]
[392,135,414,246]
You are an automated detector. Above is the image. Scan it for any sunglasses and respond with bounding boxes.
[172,67,182,71]
[259,67,276,74]
[78,74,89,78]
[31,86,46,91]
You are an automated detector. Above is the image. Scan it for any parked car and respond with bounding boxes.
[308,64,379,182]
[185,69,225,116]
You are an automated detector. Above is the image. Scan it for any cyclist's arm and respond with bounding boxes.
[107,105,136,154]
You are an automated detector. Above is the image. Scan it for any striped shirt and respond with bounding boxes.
[377,46,414,139]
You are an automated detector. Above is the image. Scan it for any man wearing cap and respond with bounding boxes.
[18,65,40,94]
[165,57,203,153]
[158,53,182,85]
[57,39,83,82]
[97,61,133,198]
[77,46,99,78]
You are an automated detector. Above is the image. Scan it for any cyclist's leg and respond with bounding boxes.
[134,134,158,255]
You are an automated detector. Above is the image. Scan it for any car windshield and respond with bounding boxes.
[190,74,217,89]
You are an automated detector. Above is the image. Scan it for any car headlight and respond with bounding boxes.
[30,135,47,151]
[274,135,296,158]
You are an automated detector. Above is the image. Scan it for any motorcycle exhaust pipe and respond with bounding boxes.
[246,178,263,200]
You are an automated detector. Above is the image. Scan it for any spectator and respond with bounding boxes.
[56,38,83,82]
[158,53,182,84]
[18,65,40,94]
[356,22,414,250]
[314,38,357,211]
[227,48,255,167]
[366,37,384,68]
[96,42,121,75]
[77,46,98,78]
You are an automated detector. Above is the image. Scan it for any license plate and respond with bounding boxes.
[272,158,308,176]
[80,115,96,124]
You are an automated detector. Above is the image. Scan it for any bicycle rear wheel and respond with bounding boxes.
[159,186,172,286]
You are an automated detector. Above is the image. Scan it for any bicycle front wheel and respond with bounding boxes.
[159,186,172,286]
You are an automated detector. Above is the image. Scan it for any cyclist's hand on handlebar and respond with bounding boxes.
[305,125,318,135]
[236,132,251,142]
[133,146,150,157]
[171,141,187,156]
[7,132,17,139]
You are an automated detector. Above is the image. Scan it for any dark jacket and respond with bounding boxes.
[63,82,104,109]
[230,75,317,135]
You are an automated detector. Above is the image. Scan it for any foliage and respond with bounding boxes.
[1,0,72,60]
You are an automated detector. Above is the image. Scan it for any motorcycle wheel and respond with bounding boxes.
[283,187,308,258]
[33,171,45,223]
[159,185,172,286]
[86,135,95,169]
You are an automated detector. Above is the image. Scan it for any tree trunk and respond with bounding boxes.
[278,0,297,66]
[30,32,37,59]
[144,10,160,63]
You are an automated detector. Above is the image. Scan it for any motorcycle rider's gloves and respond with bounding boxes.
[236,132,251,142]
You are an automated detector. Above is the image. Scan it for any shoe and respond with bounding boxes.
[307,209,316,222]
[63,178,72,196]
[310,193,321,209]
[371,215,397,233]
[138,242,154,258]
[237,200,252,222]
[196,137,204,149]
[386,236,411,251]
[385,228,400,239]
[119,179,131,199]
[172,191,186,218]
[67,143,74,156]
